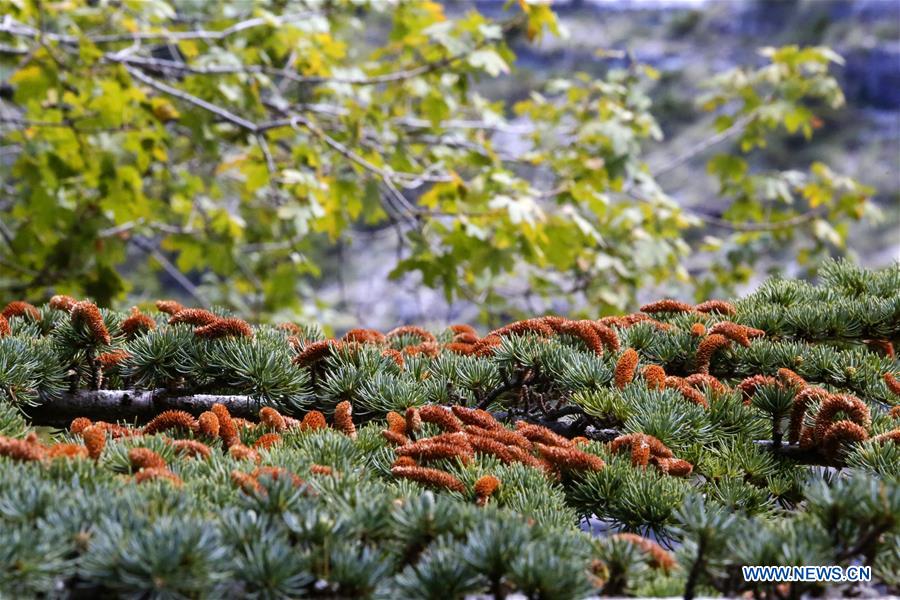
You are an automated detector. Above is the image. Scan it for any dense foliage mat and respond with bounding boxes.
[0,259,898,598]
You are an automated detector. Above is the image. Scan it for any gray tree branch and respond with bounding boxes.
[24,389,260,426]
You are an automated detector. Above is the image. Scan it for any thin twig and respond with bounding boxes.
[130,236,206,305]
[106,49,470,86]
[0,218,15,250]
[0,257,38,277]
[0,43,28,55]
[125,65,259,131]
[98,221,194,238]
[618,186,825,233]
[118,71,449,205]
[256,133,278,182]
[0,12,319,45]
[692,208,825,232]
[650,112,755,178]
[0,116,143,133]
[5,12,515,88]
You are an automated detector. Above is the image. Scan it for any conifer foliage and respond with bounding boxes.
[0,260,898,598]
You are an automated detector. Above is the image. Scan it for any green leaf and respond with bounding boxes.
[707,154,748,183]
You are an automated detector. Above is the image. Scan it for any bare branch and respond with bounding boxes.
[24,389,260,426]
[102,13,525,85]
[97,220,142,238]
[0,216,16,250]
[0,257,38,277]
[1,12,319,45]
[650,112,756,178]
[256,133,278,182]
[130,236,206,305]
[106,51,461,86]
[124,67,449,196]
[691,208,825,232]
[98,221,195,238]
[124,65,259,131]
[262,108,452,185]
[284,102,533,134]
[6,11,514,89]
[0,43,28,55]
[619,186,824,233]
[0,116,144,133]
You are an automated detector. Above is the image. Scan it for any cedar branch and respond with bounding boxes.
[24,390,260,426]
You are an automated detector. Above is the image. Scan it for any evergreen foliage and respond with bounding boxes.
[0,259,897,598]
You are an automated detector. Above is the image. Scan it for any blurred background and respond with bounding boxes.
[335,0,900,328]
[1,0,898,332]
